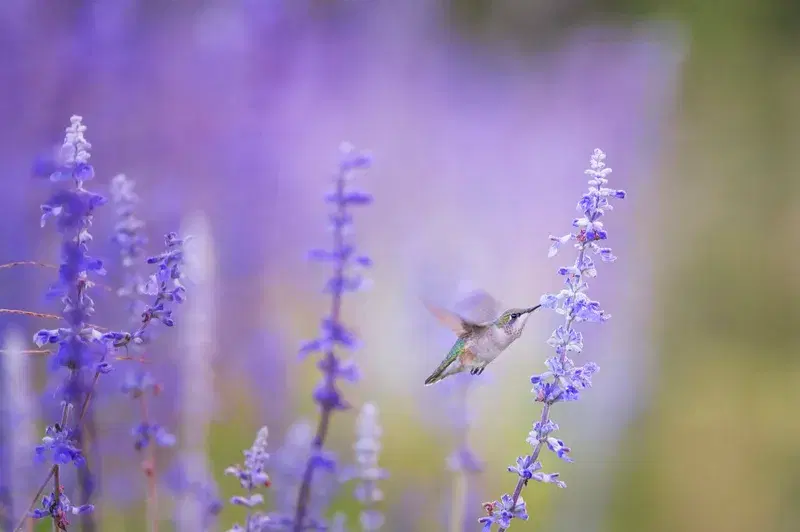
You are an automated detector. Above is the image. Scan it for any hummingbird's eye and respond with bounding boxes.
[510,313,519,320]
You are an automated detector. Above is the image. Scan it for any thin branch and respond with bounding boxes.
[0,308,109,330]
[0,261,57,270]
[0,261,114,292]
[12,466,55,532]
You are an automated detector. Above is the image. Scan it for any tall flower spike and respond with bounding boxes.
[224,426,272,531]
[109,174,148,312]
[109,175,188,532]
[24,116,118,531]
[292,143,373,532]
[444,375,483,532]
[0,329,36,530]
[345,403,388,531]
[176,213,216,532]
[483,149,626,531]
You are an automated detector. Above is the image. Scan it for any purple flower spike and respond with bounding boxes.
[291,143,374,532]
[486,149,627,531]
[224,427,272,531]
[26,116,108,532]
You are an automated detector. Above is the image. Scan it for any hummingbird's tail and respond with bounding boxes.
[424,357,457,386]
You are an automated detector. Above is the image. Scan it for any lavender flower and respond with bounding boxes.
[34,417,84,466]
[119,231,190,531]
[479,496,529,531]
[165,462,223,530]
[292,142,373,531]
[346,403,388,531]
[24,116,117,530]
[29,485,93,530]
[484,149,626,531]
[225,426,272,531]
[110,174,179,459]
[35,116,114,404]
[142,231,190,327]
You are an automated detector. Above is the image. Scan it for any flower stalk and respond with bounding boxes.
[483,149,626,531]
[293,143,373,531]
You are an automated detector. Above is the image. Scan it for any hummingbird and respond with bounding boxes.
[423,290,541,386]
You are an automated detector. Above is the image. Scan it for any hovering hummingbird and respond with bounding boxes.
[423,290,541,386]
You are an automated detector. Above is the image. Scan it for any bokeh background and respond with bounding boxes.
[0,0,798,531]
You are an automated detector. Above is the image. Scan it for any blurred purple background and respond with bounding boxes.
[0,1,685,530]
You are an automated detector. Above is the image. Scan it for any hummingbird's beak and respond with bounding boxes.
[523,305,541,314]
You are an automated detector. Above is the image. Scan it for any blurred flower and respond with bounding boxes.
[131,421,176,451]
[486,149,626,531]
[109,173,148,315]
[292,142,373,531]
[0,329,35,530]
[175,213,217,532]
[165,461,223,529]
[340,403,388,531]
[267,421,334,531]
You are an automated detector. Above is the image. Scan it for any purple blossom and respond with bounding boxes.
[487,149,626,531]
[478,495,528,530]
[109,173,186,527]
[131,422,176,451]
[35,116,118,402]
[29,485,93,529]
[224,426,271,531]
[292,143,373,531]
[34,420,84,466]
[128,231,190,337]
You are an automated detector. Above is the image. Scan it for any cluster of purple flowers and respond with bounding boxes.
[109,173,186,466]
[14,116,190,531]
[481,149,626,531]
[25,116,111,529]
[220,142,387,532]
[7,116,626,532]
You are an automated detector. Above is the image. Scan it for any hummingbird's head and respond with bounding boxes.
[495,305,541,337]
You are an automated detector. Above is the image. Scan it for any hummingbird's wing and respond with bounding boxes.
[423,300,489,336]
[453,289,501,324]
